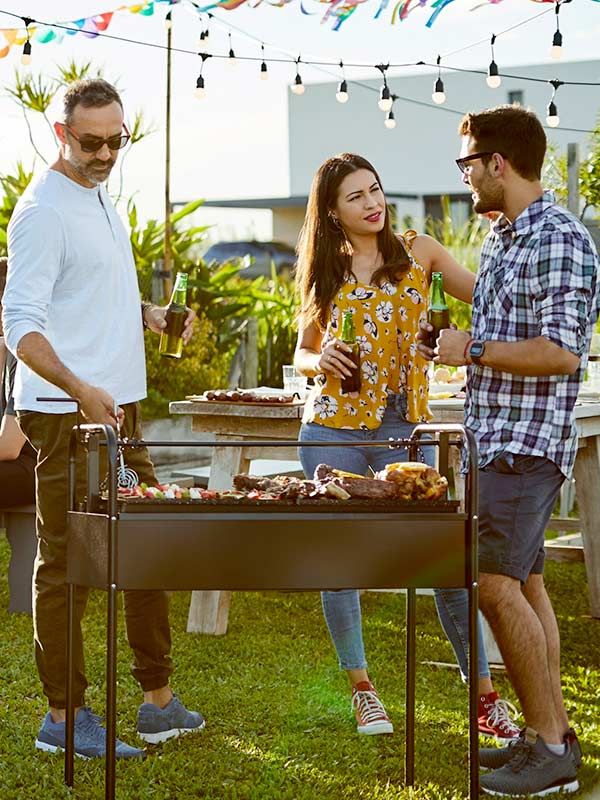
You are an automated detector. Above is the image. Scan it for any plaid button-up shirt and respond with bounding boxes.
[465,191,600,477]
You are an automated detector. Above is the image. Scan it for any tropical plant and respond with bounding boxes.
[425,196,488,330]
[0,162,34,255]
[544,115,600,219]
[129,199,209,300]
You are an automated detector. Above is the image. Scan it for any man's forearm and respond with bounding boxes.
[16,332,86,399]
[479,336,580,376]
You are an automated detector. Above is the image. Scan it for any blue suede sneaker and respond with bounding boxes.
[36,706,145,760]
[137,695,205,744]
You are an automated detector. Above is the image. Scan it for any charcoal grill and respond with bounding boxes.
[64,423,479,800]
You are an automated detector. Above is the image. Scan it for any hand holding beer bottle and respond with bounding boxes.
[426,272,451,350]
[159,272,189,359]
[340,310,361,394]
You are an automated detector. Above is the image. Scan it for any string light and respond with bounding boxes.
[376,64,392,112]
[194,52,211,100]
[20,16,32,65]
[384,103,396,130]
[486,35,501,89]
[432,55,446,104]
[546,79,563,127]
[228,32,236,66]
[164,10,172,31]
[291,56,305,95]
[551,1,563,60]
[260,43,268,80]
[0,3,594,132]
[336,61,348,103]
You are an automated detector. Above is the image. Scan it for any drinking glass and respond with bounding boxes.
[282,365,308,397]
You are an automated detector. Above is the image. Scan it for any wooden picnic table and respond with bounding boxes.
[169,398,304,634]
[169,397,600,631]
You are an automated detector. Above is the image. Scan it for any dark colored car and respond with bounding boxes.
[203,240,297,280]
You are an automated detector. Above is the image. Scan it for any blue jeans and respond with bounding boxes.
[299,395,490,680]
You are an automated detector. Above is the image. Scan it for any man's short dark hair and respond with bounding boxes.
[459,105,547,181]
[63,79,123,124]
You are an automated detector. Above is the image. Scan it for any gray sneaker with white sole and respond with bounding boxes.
[481,728,579,797]
[137,695,205,744]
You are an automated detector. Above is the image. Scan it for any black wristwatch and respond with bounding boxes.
[468,339,486,365]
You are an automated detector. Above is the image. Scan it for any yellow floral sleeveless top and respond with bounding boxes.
[303,232,432,430]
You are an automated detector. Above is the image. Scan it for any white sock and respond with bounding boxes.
[546,742,567,756]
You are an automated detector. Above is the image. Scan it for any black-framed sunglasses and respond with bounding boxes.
[455,151,499,175]
[64,123,131,154]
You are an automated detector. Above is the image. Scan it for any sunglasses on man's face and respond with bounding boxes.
[64,123,131,154]
[455,151,499,175]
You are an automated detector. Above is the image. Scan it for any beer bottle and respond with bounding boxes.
[159,272,188,359]
[340,310,361,394]
[427,272,450,350]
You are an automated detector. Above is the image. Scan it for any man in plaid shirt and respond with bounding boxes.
[421,105,599,797]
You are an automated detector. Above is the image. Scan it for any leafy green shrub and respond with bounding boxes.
[140,315,228,419]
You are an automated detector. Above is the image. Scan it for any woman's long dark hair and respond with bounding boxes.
[295,153,410,330]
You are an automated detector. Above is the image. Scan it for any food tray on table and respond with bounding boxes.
[94,495,461,514]
[185,388,304,407]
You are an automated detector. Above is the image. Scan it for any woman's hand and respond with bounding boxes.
[317,340,356,379]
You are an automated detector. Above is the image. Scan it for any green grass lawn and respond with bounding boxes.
[0,536,598,799]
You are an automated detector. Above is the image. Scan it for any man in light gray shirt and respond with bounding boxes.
[3,79,204,759]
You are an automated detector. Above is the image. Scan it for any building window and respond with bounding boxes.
[508,90,524,106]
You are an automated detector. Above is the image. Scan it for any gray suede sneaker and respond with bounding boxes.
[481,728,579,797]
[36,707,144,760]
[137,695,205,744]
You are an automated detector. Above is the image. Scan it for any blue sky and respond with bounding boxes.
[0,0,598,238]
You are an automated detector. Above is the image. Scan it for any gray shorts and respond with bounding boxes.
[478,453,564,583]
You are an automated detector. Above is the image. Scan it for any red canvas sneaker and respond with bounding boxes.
[478,692,521,742]
[351,681,393,735]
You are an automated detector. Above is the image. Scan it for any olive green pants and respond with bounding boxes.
[18,402,173,708]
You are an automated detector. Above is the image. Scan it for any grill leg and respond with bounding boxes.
[469,581,480,800]
[405,587,416,786]
[105,582,118,800]
[65,583,75,787]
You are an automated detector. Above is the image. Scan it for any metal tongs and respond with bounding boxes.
[113,402,139,490]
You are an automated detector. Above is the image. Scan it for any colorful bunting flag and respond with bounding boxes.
[0,0,594,43]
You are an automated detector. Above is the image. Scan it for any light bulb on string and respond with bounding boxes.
[432,56,446,104]
[376,64,392,112]
[546,79,563,128]
[551,2,562,59]
[291,57,305,95]
[21,39,32,66]
[194,53,211,100]
[384,109,396,130]
[164,10,172,30]
[260,44,268,80]
[551,30,563,60]
[228,33,236,66]
[20,17,32,65]
[336,62,348,103]
[486,35,501,89]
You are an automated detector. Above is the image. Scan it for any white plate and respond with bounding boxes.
[429,382,464,395]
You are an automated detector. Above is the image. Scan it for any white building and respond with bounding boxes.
[193,59,600,248]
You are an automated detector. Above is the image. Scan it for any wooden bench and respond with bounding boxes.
[1,504,36,614]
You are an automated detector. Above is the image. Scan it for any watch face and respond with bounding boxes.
[470,341,485,359]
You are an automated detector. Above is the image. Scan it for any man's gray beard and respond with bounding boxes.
[68,152,114,186]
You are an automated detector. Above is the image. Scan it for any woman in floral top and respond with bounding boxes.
[294,153,520,741]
